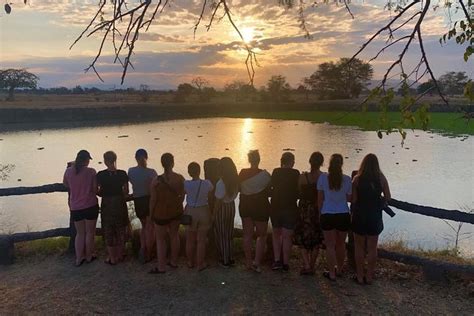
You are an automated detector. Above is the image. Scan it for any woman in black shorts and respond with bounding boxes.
[270,152,300,271]
[317,154,352,281]
[351,154,391,284]
[239,150,271,272]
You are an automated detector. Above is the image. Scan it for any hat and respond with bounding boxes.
[135,148,148,159]
[76,149,92,160]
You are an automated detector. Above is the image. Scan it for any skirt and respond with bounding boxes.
[101,195,129,246]
[293,200,323,250]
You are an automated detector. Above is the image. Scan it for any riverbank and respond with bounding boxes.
[0,104,472,135]
[1,237,473,314]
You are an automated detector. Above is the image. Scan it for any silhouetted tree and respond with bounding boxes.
[199,86,217,102]
[191,77,209,91]
[175,83,195,102]
[417,80,435,95]
[0,69,39,101]
[267,75,291,102]
[438,71,469,96]
[304,58,373,99]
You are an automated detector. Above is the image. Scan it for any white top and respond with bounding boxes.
[317,173,352,214]
[215,179,238,203]
[184,179,214,207]
[128,166,158,198]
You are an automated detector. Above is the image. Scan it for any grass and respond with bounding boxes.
[225,111,474,135]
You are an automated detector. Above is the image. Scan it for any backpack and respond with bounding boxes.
[151,176,183,221]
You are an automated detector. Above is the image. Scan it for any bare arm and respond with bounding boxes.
[149,177,158,217]
[381,174,391,202]
[351,176,359,205]
[317,190,324,215]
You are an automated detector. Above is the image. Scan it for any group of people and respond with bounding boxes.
[63,148,390,285]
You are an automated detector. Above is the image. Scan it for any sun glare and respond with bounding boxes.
[241,27,255,43]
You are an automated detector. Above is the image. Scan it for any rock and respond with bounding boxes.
[345,157,349,159]
[98,162,103,164]
[198,135,203,138]
[396,162,399,165]
[17,179,21,182]
[37,147,44,150]
[0,139,3,141]
[184,139,188,141]
[412,159,418,162]
[118,135,129,138]
[148,130,151,132]
[154,138,160,140]
[225,148,229,151]
[247,131,253,133]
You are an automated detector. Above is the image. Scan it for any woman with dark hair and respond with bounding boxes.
[239,150,271,273]
[214,157,239,268]
[149,153,185,274]
[352,153,391,284]
[97,151,129,265]
[270,152,300,272]
[63,150,99,266]
[294,152,324,275]
[128,149,158,263]
[317,154,352,281]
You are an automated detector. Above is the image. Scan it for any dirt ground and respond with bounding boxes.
[1,252,473,315]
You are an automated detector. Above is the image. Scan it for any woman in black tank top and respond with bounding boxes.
[351,154,391,284]
[294,152,324,275]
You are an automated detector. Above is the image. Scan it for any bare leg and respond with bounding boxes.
[74,220,86,265]
[272,227,283,262]
[366,235,379,284]
[310,248,319,271]
[323,230,337,279]
[85,219,97,261]
[254,221,268,267]
[335,231,347,274]
[139,217,147,256]
[146,217,155,260]
[354,234,366,283]
[186,230,197,267]
[169,220,181,266]
[242,217,254,268]
[196,229,208,269]
[282,228,294,266]
[301,249,311,270]
[155,224,168,272]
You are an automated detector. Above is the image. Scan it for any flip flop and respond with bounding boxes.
[104,258,116,266]
[149,267,166,274]
[353,276,364,285]
[167,263,178,269]
[322,271,336,282]
[87,256,97,264]
[75,259,85,267]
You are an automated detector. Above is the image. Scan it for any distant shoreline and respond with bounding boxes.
[0,103,472,135]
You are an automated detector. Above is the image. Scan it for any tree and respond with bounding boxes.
[438,71,469,96]
[0,69,38,101]
[224,80,256,101]
[174,83,195,102]
[304,58,373,99]
[417,80,435,95]
[191,77,209,91]
[267,75,291,102]
[199,87,217,102]
[72,85,84,94]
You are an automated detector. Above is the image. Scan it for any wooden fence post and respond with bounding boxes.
[67,215,76,253]
[0,235,14,265]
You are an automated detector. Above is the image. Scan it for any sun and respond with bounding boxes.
[240,27,255,43]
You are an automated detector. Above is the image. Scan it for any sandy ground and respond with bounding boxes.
[1,252,473,315]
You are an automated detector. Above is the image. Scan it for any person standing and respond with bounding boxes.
[184,162,214,271]
[294,152,324,275]
[97,151,129,265]
[63,150,99,266]
[214,157,239,268]
[149,153,185,274]
[270,152,300,272]
[239,150,271,273]
[128,149,158,263]
[351,154,391,284]
[317,154,352,281]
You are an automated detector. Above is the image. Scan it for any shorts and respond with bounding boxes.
[351,210,383,236]
[70,205,99,222]
[320,213,351,232]
[185,205,211,232]
[271,210,298,230]
[153,214,182,226]
[133,196,150,220]
[239,194,270,222]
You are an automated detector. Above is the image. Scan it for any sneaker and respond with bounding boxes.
[282,264,290,272]
[272,260,283,270]
[251,264,262,273]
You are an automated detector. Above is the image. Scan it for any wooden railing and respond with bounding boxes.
[1,183,473,276]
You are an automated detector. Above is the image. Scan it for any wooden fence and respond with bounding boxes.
[1,183,473,276]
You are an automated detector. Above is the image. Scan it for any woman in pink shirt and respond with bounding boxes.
[63,150,99,266]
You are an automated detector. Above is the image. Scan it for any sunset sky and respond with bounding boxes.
[0,0,472,89]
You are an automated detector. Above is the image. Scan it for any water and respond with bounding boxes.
[0,118,473,256]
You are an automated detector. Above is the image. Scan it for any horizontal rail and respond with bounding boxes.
[388,199,474,224]
[10,227,102,243]
[1,183,473,224]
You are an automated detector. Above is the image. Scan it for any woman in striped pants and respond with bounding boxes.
[214,157,239,268]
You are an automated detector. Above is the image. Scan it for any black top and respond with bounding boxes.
[271,167,300,211]
[97,169,128,197]
[300,172,318,204]
[356,176,383,210]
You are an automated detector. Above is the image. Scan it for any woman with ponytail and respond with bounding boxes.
[63,150,99,267]
[317,154,352,281]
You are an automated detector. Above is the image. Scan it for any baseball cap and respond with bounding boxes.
[76,149,93,160]
[135,148,148,159]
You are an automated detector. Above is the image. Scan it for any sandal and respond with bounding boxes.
[87,256,97,264]
[104,258,116,266]
[149,267,166,274]
[75,259,85,267]
[322,271,336,282]
[167,263,178,269]
[353,276,364,285]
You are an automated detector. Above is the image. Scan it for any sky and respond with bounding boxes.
[0,0,472,89]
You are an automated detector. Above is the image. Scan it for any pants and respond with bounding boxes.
[214,201,236,265]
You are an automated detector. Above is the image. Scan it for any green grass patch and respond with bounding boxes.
[225,111,473,135]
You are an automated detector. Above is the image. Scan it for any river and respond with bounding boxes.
[0,118,473,256]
